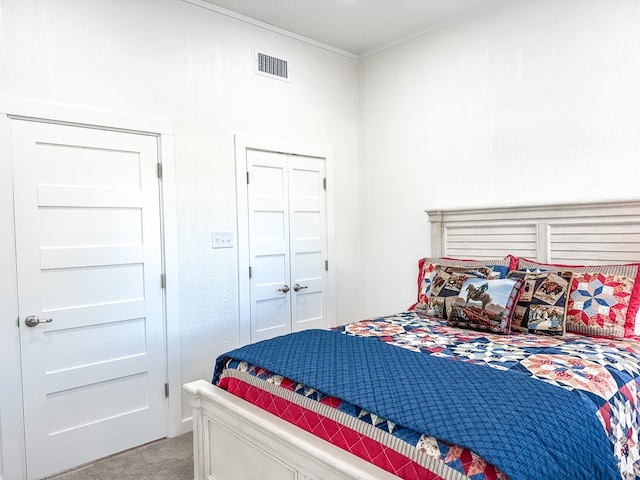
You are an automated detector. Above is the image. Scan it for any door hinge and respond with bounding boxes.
[161,273,166,289]
[323,177,327,190]
[325,260,328,271]
[164,383,169,398]
[246,171,250,184]
[157,163,163,178]
[249,266,252,279]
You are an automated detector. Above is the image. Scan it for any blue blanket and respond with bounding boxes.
[214,329,620,480]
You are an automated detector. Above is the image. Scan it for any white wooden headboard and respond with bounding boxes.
[427,200,640,265]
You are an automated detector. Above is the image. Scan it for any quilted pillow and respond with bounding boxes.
[446,277,524,334]
[517,258,640,338]
[507,270,573,336]
[412,256,514,311]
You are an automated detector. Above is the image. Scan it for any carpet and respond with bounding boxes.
[45,433,193,480]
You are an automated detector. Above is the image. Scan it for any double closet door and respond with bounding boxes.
[246,149,328,342]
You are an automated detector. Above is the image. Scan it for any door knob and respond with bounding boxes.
[293,284,308,292]
[277,285,290,293]
[24,315,53,327]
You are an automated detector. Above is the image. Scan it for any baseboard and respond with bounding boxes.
[174,417,193,437]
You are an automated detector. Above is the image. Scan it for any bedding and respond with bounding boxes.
[214,311,639,480]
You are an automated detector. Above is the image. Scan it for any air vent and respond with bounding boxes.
[255,52,290,81]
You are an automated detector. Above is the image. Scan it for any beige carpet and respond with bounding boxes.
[45,433,193,480]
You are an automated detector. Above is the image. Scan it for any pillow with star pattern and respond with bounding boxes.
[517,258,640,339]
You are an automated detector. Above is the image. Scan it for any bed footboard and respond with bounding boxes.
[183,380,399,480]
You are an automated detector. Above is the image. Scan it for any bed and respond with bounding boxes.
[184,200,640,480]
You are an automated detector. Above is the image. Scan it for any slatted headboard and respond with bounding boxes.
[427,200,640,265]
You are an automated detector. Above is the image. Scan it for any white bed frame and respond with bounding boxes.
[184,199,640,480]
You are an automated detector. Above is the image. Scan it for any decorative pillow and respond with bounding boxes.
[446,277,524,334]
[419,266,489,318]
[412,256,514,311]
[507,270,573,336]
[517,258,640,338]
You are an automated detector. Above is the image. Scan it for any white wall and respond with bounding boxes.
[0,0,360,432]
[358,0,640,316]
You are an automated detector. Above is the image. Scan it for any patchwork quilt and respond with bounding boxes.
[214,312,640,480]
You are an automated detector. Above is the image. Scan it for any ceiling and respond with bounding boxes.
[199,0,507,56]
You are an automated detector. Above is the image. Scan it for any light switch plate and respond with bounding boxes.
[212,232,234,248]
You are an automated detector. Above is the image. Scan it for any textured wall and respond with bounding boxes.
[358,0,640,316]
[0,0,360,424]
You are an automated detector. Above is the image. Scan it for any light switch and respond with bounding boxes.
[212,232,234,248]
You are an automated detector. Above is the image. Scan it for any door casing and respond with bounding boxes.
[0,96,183,480]
[235,134,337,347]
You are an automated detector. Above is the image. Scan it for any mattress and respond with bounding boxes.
[214,311,640,480]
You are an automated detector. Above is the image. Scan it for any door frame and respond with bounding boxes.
[234,134,336,346]
[0,96,183,480]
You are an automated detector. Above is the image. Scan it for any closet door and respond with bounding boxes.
[247,150,292,342]
[289,157,328,332]
[247,149,328,343]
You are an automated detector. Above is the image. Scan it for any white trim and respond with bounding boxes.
[358,0,511,58]
[180,0,357,60]
[0,97,183,478]
[157,134,187,437]
[235,137,251,347]
[234,134,337,345]
[0,96,174,135]
[180,0,509,60]
[324,144,338,329]
[0,114,27,480]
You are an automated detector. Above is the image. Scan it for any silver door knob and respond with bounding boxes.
[24,315,53,327]
[293,284,308,292]
[277,285,290,293]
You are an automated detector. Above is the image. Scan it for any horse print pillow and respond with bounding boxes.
[446,277,524,334]
[419,266,490,319]
[507,270,573,336]
[411,256,514,311]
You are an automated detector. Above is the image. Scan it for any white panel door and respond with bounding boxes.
[248,150,292,342]
[12,120,166,479]
[247,149,327,343]
[289,157,328,332]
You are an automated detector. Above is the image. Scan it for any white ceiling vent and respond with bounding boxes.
[255,51,290,82]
